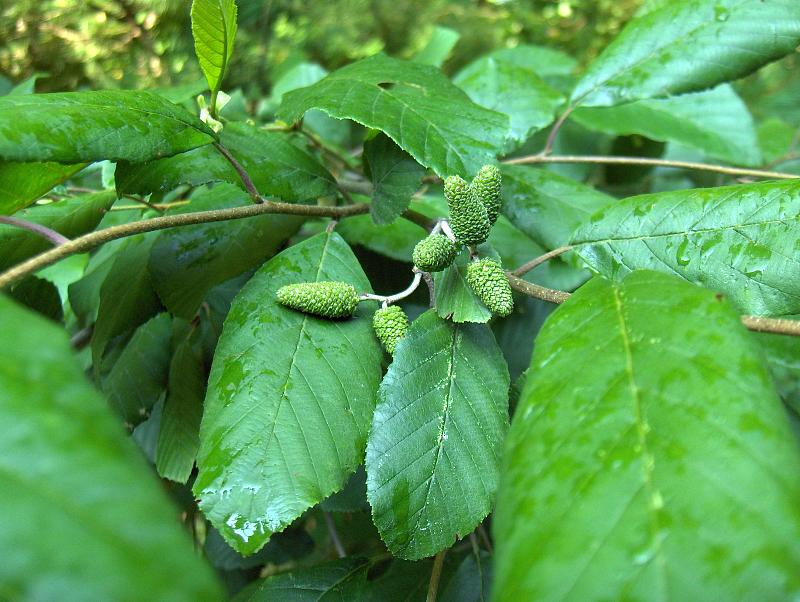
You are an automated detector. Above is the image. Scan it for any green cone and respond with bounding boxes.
[276,281,360,318]
[466,258,514,317]
[373,305,409,355]
[472,164,502,225]
[444,175,490,246]
[413,234,458,272]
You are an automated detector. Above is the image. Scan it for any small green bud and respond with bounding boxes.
[466,258,514,317]
[276,281,360,318]
[444,175,490,246]
[472,165,502,225]
[373,305,409,355]
[412,234,458,272]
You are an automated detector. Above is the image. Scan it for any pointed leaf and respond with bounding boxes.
[0,161,86,215]
[277,54,509,177]
[454,54,564,147]
[572,84,762,166]
[571,0,800,107]
[91,233,162,365]
[571,179,800,316]
[191,0,238,98]
[0,297,222,600]
[148,183,303,319]
[157,340,205,483]
[116,122,336,200]
[433,250,494,324]
[239,558,369,601]
[0,191,116,272]
[102,313,172,426]
[501,165,615,250]
[493,271,800,600]
[0,91,215,163]
[366,310,509,559]
[194,232,383,555]
[413,26,460,67]
[363,133,425,224]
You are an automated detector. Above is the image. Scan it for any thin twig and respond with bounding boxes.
[427,549,447,602]
[110,201,191,212]
[503,154,799,180]
[0,201,372,290]
[0,216,70,246]
[542,104,575,155]
[477,523,494,555]
[507,272,800,337]
[323,511,346,559]
[512,245,574,277]
[360,272,423,305]
[213,142,263,203]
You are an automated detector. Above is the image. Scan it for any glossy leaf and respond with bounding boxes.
[490,45,577,91]
[102,313,172,426]
[757,329,800,415]
[571,0,800,107]
[501,165,614,250]
[91,233,162,366]
[0,191,116,272]
[433,250,493,324]
[413,26,460,67]
[363,133,425,224]
[156,339,204,483]
[116,122,336,201]
[191,0,238,100]
[454,54,564,147]
[572,85,762,166]
[238,558,369,601]
[8,276,63,322]
[0,161,86,215]
[148,183,303,318]
[366,310,509,559]
[571,179,800,316]
[194,232,383,555]
[0,91,215,163]
[277,54,509,177]
[0,296,222,601]
[493,271,800,600]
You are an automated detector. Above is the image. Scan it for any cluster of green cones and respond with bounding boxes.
[274,164,514,355]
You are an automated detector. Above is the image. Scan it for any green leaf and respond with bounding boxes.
[489,45,577,91]
[757,328,800,415]
[433,249,494,324]
[0,91,215,163]
[571,0,800,107]
[277,54,509,177]
[237,558,369,601]
[337,211,427,263]
[194,232,383,555]
[572,84,762,166]
[148,183,303,318]
[571,179,800,316]
[0,296,222,600]
[440,550,492,602]
[501,165,615,250]
[493,271,800,600]
[116,122,336,201]
[156,339,204,483]
[91,233,162,366]
[191,0,238,105]
[8,275,63,322]
[454,54,564,147]
[102,313,172,426]
[366,309,509,559]
[413,26,460,67]
[0,161,86,215]
[205,525,313,571]
[363,133,425,224]
[0,191,116,272]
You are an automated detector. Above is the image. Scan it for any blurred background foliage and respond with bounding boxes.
[2,0,642,94]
